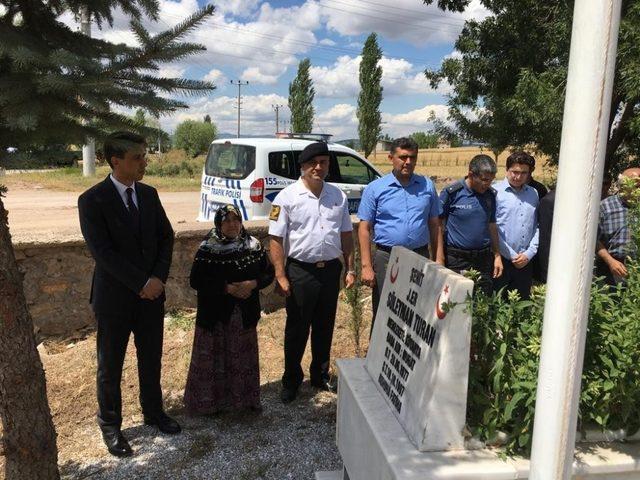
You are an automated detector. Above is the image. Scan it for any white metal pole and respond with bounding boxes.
[80,7,96,177]
[529,1,622,479]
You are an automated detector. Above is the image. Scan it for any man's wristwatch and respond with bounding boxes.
[347,270,356,276]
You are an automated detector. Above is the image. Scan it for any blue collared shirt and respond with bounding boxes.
[357,172,441,249]
[494,178,539,260]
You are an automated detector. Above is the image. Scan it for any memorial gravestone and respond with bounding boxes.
[364,247,474,451]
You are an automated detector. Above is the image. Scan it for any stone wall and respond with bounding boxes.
[14,221,280,339]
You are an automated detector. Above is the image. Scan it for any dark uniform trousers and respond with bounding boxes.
[96,299,164,433]
[283,258,342,389]
[493,255,533,300]
[371,245,429,335]
[445,246,493,295]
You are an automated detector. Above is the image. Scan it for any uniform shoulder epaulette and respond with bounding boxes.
[489,186,497,195]
[446,180,465,194]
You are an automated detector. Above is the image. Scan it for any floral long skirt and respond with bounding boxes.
[183,307,260,414]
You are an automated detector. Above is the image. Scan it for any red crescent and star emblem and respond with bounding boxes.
[389,257,400,283]
[435,284,450,320]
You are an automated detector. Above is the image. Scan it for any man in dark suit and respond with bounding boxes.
[78,131,180,458]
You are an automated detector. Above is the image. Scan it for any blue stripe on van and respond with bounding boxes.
[225,179,230,189]
[238,199,248,220]
[265,191,280,202]
[236,180,241,189]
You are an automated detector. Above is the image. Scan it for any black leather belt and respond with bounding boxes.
[446,245,491,259]
[287,257,340,269]
[376,243,428,254]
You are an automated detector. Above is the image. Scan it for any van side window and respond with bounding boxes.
[205,144,256,179]
[268,151,300,180]
[335,153,378,184]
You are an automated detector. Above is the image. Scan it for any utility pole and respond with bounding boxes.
[272,104,284,134]
[230,80,249,138]
[80,6,95,176]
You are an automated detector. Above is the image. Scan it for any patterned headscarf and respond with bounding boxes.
[200,204,261,256]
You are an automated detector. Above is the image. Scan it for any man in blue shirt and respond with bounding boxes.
[494,151,539,299]
[358,137,444,330]
[440,154,503,295]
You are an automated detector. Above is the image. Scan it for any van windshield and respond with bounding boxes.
[205,143,256,179]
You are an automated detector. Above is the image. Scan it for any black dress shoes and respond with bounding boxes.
[280,387,298,404]
[311,378,337,393]
[102,430,133,457]
[143,412,181,434]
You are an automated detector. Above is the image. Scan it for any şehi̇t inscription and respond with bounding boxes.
[377,264,439,414]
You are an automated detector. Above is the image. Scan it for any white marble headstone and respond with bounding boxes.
[364,246,474,451]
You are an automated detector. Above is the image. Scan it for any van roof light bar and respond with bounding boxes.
[275,132,333,142]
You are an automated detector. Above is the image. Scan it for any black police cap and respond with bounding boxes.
[298,142,329,165]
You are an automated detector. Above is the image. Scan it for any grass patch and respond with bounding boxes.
[166,308,197,331]
[2,165,202,192]
[1,150,206,192]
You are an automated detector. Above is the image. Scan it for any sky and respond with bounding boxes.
[62,0,491,140]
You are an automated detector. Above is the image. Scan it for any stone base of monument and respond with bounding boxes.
[328,358,640,480]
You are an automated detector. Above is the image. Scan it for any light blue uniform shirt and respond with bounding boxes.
[357,173,440,249]
[494,178,539,260]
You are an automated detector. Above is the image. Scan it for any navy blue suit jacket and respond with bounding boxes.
[78,176,174,315]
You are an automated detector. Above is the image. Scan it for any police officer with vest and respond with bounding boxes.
[268,142,355,404]
[440,154,503,294]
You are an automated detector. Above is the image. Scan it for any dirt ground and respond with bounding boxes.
[3,186,203,243]
[0,293,372,479]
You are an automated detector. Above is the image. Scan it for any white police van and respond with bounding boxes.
[198,134,382,222]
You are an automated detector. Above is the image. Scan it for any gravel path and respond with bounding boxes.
[59,384,341,480]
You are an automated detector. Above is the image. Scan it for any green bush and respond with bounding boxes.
[174,120,217,157]
[468,188,640,454]
[145,154,203,178]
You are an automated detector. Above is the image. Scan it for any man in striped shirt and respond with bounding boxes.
[596,168,640,285]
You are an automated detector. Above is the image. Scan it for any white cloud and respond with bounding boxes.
[310,55,433,98]
[159,97,458,140]
[214,0,260,17]
[321,0,490,46]
[240,67,282,85]
[158,65,187,78]
[382,104,450,137]
[203,68,226,84]
[319,38,337,46]
[164,93,289,134]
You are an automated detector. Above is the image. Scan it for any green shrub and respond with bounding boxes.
[174,120,217,157]
[145,153,203,178]
[468,188,640,454]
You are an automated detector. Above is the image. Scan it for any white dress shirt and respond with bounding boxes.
[268,179,353,262]
[110,174,138,210]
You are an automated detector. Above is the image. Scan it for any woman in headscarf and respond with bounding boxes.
[184,204,274,414]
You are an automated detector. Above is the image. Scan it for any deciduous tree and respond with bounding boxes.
[424,0,640,174]
[174,119,217,157]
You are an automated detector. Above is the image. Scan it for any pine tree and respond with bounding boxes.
[0,2,215,478]
[288,58,315,133]
[357,33,383,159]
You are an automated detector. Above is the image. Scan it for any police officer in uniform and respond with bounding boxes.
[357,137,443,332]
[268,142,356,403]
[440,154,503,294]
